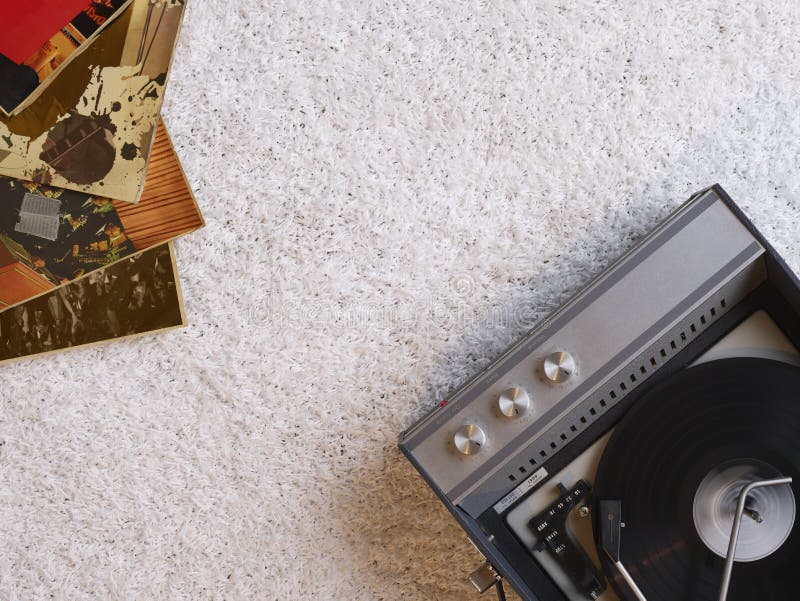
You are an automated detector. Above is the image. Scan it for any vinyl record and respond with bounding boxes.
[593,357,800,601]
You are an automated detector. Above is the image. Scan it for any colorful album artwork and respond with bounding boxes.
[0,0,92,63]
[0,0,187,204]
[0,119,203,310]
[0,0,134,117]
[0,243,186,364]
[0,181,135,291]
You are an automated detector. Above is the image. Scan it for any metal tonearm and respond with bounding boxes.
[717,477,793,601]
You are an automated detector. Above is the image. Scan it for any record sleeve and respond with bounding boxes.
[0,119,203,310]
[0,0,92,64]
[0,0,134,117]
[0,242,187,365]
[0,0,187,204]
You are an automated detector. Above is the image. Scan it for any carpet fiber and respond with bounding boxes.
[2,2,800,599]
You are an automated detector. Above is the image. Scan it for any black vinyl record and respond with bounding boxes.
[593,358,800,601]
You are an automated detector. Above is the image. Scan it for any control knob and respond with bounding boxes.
[543,351,576,383]
[498,387,531,417]
[454,424,487,455]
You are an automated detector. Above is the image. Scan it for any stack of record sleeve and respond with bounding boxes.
[0,0,201,365]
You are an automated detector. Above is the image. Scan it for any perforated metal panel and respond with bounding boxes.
[15,193,61,241]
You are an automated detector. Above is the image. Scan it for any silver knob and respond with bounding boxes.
[543,351,576,383]
[454,424,487,455]
[498,387,530,417]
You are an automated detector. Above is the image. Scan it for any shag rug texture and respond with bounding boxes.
[2,2,800,599]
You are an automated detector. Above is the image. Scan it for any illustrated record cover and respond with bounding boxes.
[0,0,92,63]
[0,0,134,117]
[0,0,188,204]
[0,242,187,365]
[0,119,203,310]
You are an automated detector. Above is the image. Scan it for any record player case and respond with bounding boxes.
[399,185,800,601]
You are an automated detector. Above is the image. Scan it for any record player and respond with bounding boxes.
[399,185,800,601]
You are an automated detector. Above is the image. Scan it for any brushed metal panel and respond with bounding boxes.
[407,194,763,497]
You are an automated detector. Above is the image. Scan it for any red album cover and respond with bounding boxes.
[0,0,91,64]
[0,0,133,116]
[0,0,187,203]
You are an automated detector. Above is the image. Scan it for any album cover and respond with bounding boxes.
[0,0,187,204]
[0,0,134,117]
[0,0,91,63]
[0,242,186,365]
[0,119,203,310]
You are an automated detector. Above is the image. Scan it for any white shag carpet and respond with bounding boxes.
[2,2,800,599]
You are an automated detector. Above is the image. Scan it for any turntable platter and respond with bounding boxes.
[593,358,800,601]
